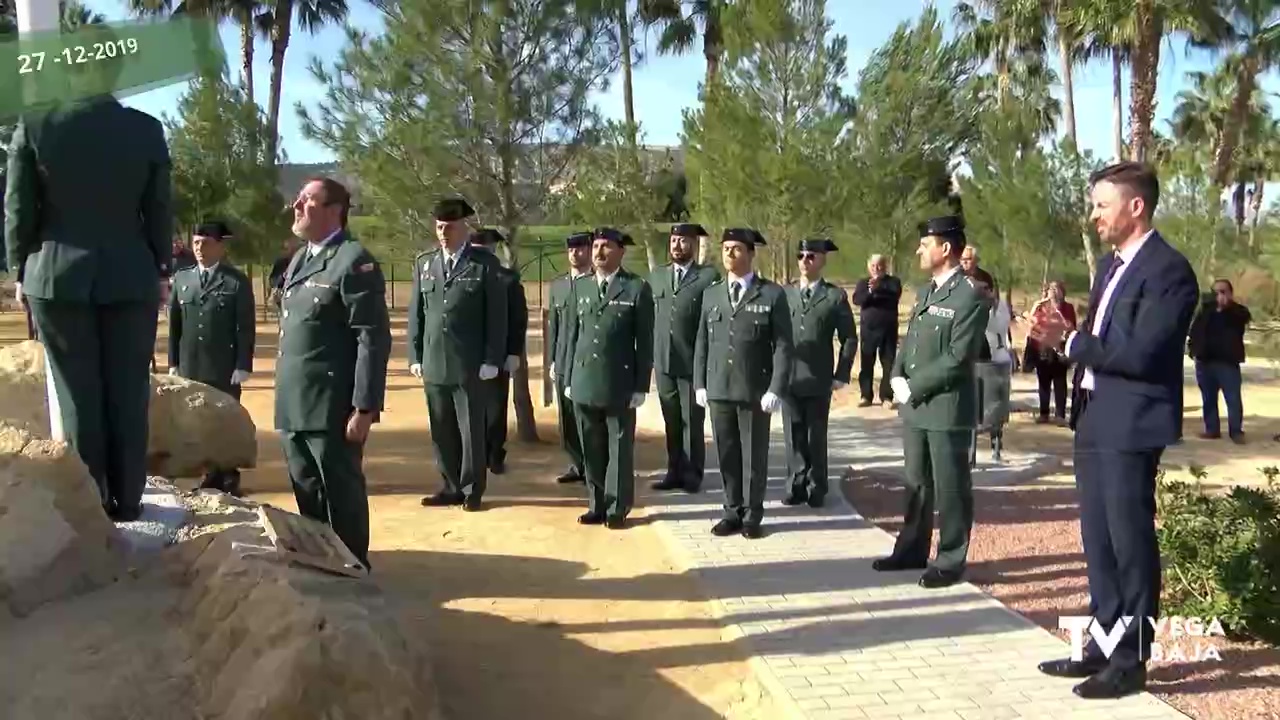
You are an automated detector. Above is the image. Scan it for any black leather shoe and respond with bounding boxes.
[462,496,483,512]
[741,524,764,539]
[421,491,465,507]
[711,519,742,537]
[489,461,506,475]
[651,476,684,491]
[1038,656,1108,679]
[109,504,143,522]
[781,493,807,506]
[556,470,585,484]
[872,556,928,572]
[806,494,825,508]
[918,567,964,588]
[1072,665,1146,699]
[605,516,627,530]
[578,511,605,525]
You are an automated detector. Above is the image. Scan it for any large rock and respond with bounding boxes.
[0,341,257,478]
[0,423,126,617]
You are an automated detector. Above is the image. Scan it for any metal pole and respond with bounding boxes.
[17,0,65,442]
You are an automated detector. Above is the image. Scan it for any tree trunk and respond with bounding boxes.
[1111,52,1124,161]
[240,15,255,105]
[1080,219,1097,287]
[266,0,293,166]
[620,5,636,148]
[503,225,539,443]
[1128,2,1159,162]
[1211,62,1259,189]
[1058,32,1077,151]
[1249,177,1264,253]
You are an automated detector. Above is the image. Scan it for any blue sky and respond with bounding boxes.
[74,0,1277,166]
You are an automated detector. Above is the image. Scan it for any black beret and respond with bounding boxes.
[918,215,965,238]
[433,197,475,222]
[593,227,634,246]
[470,228,506,245]
[194,220,232,239]
[722,227,765,246]
[797,238,838,254]
[671,223,708,237]
[566,231,592,248]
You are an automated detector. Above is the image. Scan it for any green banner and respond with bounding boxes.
[0,17,225,121]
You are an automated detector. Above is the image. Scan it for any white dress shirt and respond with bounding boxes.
[1068,229,1154,390]
[308,228,343,257]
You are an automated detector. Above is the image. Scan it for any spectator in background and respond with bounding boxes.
[172,237,196,271]
[1188,279,1251,443]
[1027,281,1076,424]
[268,237,302,311]
[852,254,902,407]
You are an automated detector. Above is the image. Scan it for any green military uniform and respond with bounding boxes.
[545,232,593,483]
[782,240,856,507]
[408,202,508,508]
[694,229,793,537]
[563,229,655,526]
[5,96,172,519]
[651,223,720,492]
[884,218,989,581]
[167,230,256,494]
[275,229,392,568]
[473,235,528,474]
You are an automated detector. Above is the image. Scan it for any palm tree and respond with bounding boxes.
[1239,116,1280,251]
[1191,0,1280,191]
[1074,0,1134,161]
[639,0,725,89]
[953,0,1048,108]
[61,0,106,29]
[263,0,348,163]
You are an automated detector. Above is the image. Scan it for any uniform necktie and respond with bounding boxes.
[200,269,210,288]
[730,281,742,306]
[674,267,683,290]
[802,286,812,306]
[599,279,608,300]
[1084,256,1126,328]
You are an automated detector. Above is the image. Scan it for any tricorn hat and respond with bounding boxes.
[470,228,506,246]
[722,228,766,246]
[797,238,837,254]
[566,231,592,248]
[194,220,233,239]
[671,223,708,237]
[433,197,475,222]
[593,227,634,246]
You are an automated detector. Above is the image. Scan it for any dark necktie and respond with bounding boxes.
[802,286,812,306]
[200,269,210,288]
[599,279,608,300]
[674,267,683,290]
[1084,256,1126,329]
[730,282,741,305]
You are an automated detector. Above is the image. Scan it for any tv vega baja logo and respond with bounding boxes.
[1058,616,1225,663]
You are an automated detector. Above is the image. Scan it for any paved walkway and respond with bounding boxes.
[645,409,1187,720]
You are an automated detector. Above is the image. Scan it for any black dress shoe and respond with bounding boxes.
[741,524,764,539]
[556,470,585,484]
[1073,665,1146,699]
[109,504,144,522]
[489,461,506,475]
[781,493,807,506]
[651,476,685,491]
[578,511,605,525]
[421,491,465,507]
[871,556,928,572]
[806,494,824,508]
[918,567,964,589]
[1038,656,1108,679]
[711,519,742,537]
[462,496,483,512]
[605,516,627,530]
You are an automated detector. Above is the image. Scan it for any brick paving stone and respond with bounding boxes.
[644,409,1191,720]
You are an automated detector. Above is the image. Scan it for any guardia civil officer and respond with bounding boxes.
[470,228,528,475]
[276,178,392,569]
[408,198,508,511]
[546,232,594,484]
[167,220,256,496]
[877,215,989,589]
[6,27,172,520]
[562,228,654,528]
[693,229,793,539]
[650,223,720,493]
[782,238,856,508]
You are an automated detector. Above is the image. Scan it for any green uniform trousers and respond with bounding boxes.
[425,380,487,500]
[28,299,158,512]
[782,393,832,502]
[893,427,974,572]
[556,379,584,476]
[281,430,370,567]
[709,401,771,527]
[575,403,636,519]
[656,372,705,490]
[483,371,510,468]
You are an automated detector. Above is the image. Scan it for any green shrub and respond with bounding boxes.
[1156,466,1280,645]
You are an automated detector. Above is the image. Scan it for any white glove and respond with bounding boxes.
[230,369,251,385]
[833,380,848,390]
[695,389,708,407]
[548,363,556,382]
[479,364,499,380]
[629,393,645,409]
[168,367,180,376]
[761,391,781,414]
[409,363,423,379]
[564,386,572,400]
[890,376,912,403]
[505,355,521,372]
[13,281,22,303]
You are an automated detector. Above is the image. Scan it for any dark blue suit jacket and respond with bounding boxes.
[1069,232,1199,451]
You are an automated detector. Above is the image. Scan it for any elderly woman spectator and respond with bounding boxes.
[1026,281,1076,424]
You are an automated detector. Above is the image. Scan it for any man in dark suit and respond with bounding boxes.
[5,43,172,521]
[852,254,902,407]
[275,177,391,569]
[1031,162,1199,700]
[650,222,720,493]
[167,220,256,496]
[470,228,527,474]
